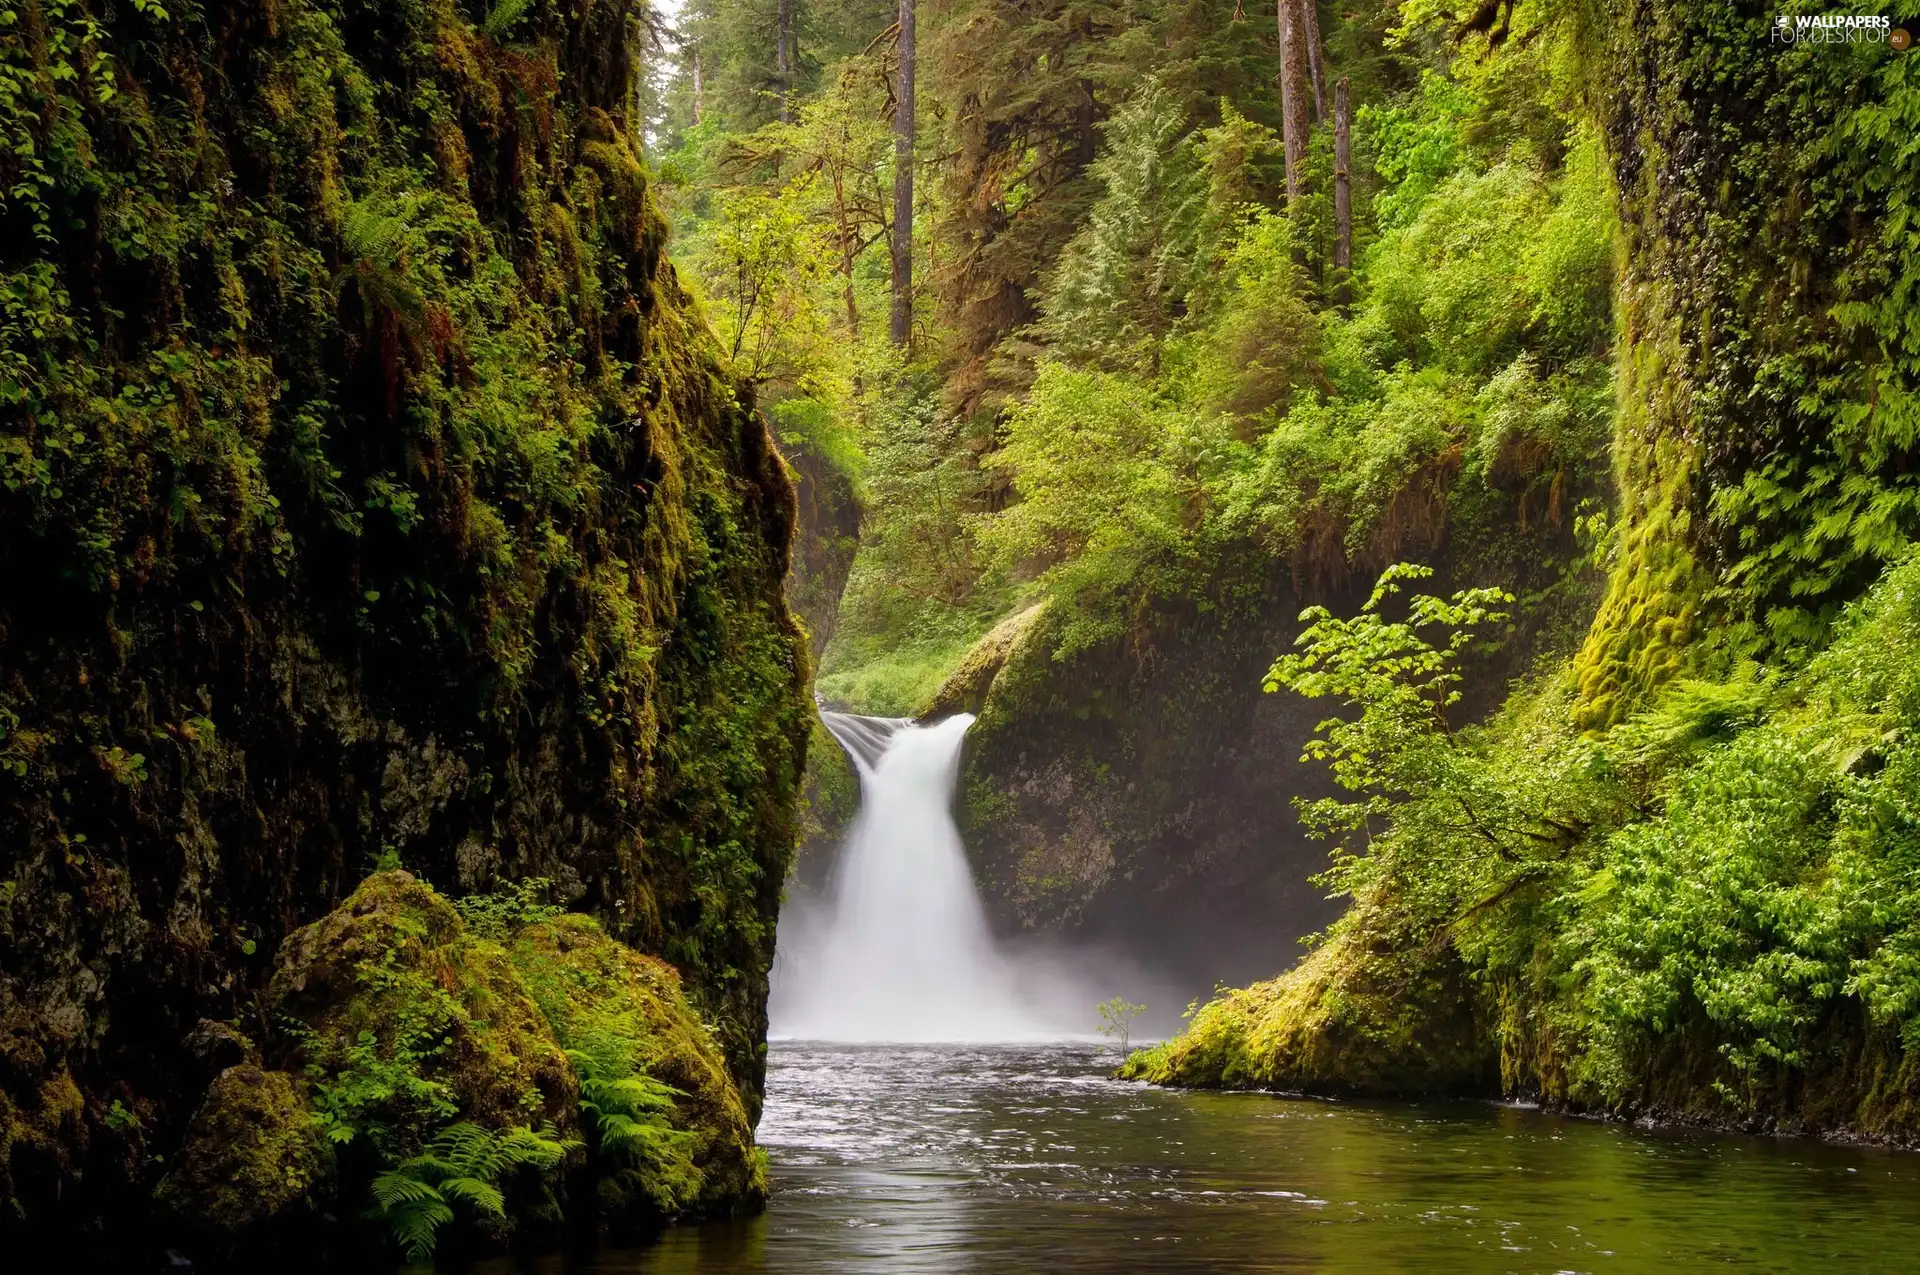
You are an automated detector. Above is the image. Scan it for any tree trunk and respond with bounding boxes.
[776,0,794,122]
[1277,0,1312,209]
[891,0,916,347]
[629,16,648,140]
[1301,0,1328,121]
[693,46,704,125]
[1334,75,1352,306]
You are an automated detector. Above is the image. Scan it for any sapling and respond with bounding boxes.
[1096,996,1147,1053]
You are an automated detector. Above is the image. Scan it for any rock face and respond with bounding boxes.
[1570,1,1920,725]
[0,0,808,1240]
[948,584,1355,993]
[153,1066,334,1238]
[946,544,1589,998]
[783,439,863,665]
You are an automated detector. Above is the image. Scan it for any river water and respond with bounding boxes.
[483,1040,1920,1274]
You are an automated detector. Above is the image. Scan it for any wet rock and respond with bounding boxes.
[507,915,763,1228]
[153,1066,331,1234]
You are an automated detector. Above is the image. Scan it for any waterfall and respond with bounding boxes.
[770,711,1046,1042]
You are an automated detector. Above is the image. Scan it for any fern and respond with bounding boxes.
[481,0,534,41]
[367,1121,580,1261]
[569,1050,692,1166]
[336,196,433,354]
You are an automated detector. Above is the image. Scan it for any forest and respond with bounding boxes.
[2,0,1919,1266]
[665,0,1920,1135]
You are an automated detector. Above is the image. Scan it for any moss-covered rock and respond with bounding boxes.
[271,872,578,1141]
[1120,899,1497,1095]
[207,871,766,1257]
[921,602,1047,718]
[153,1066,332,1236]
[0,1070,86,1221]
[506,915,763,1226]
[1570,1,1920,721]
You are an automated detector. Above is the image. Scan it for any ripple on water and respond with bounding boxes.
[474,1041,1920,1274]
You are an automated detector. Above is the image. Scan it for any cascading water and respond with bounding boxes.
[770,711,1046,1041]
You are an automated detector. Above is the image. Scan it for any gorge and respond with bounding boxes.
[4,0,1920,1269]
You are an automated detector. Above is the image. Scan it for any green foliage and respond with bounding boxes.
[1568,552,1920,1105]
[569,1045,701,1211]
[455,879,565,941]
[687,179,841,387]
[301,944,465,1157]
[1038,78,1212,372]
[815,375,1007,711]
[1095,996,1147,1053]
[1264,563,1512,829]
[1156,545,1920,1134]
[368,1120,577,1262]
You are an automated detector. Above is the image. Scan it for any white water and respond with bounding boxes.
[770,711,1052,1042]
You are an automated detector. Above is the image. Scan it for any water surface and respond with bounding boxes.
[487,1041,1920,1273]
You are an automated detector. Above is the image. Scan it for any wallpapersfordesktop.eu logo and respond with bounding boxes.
[1770,13,1910,46]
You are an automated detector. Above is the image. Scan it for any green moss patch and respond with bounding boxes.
[213,871,766,1257]
[153,1066,332,1237]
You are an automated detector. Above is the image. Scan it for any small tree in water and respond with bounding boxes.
[1096,997,1147,1053]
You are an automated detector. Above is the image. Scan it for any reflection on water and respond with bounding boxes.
[479,1042,1920,1274]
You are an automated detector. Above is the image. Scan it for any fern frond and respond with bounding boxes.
[342,202,409,269]
[387,1197,455,1263]
[501,1121,579,1168]
[437,1175,506,1216]
[370,1171,444,1209]
[482,0,534,40]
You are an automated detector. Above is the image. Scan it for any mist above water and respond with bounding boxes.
[771,711,1072,1042]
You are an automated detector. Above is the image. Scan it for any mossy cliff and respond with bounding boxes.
[1132,7,1920,1140]
[0,0,808,1244]
[1570,0,1920,724]
[945,504,1597,987]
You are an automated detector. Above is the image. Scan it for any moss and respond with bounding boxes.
[0,1069,85,1217]
[0,0,808,1233]
[153,1066,332,1236]
[1570,320,1712,727]
[1569,0,1920,719]
[243,871,764,1252]
[793,717,859,885]
[506,914,762,1226]
[1121,898,1496,1095]
[920,602,1047,718]
[271,871,577,1144]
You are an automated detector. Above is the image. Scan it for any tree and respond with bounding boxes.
[1097,997,1148,1053]
[1333,75,1352,304]
[1276,0,1313,208]
[890,0,916,347]
[776,0,795,120]
[1037,79,1210,373]
[686,181,840,391]
[1301,0,1329,120]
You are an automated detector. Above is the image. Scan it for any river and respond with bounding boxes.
[479,1039,1920,1274]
